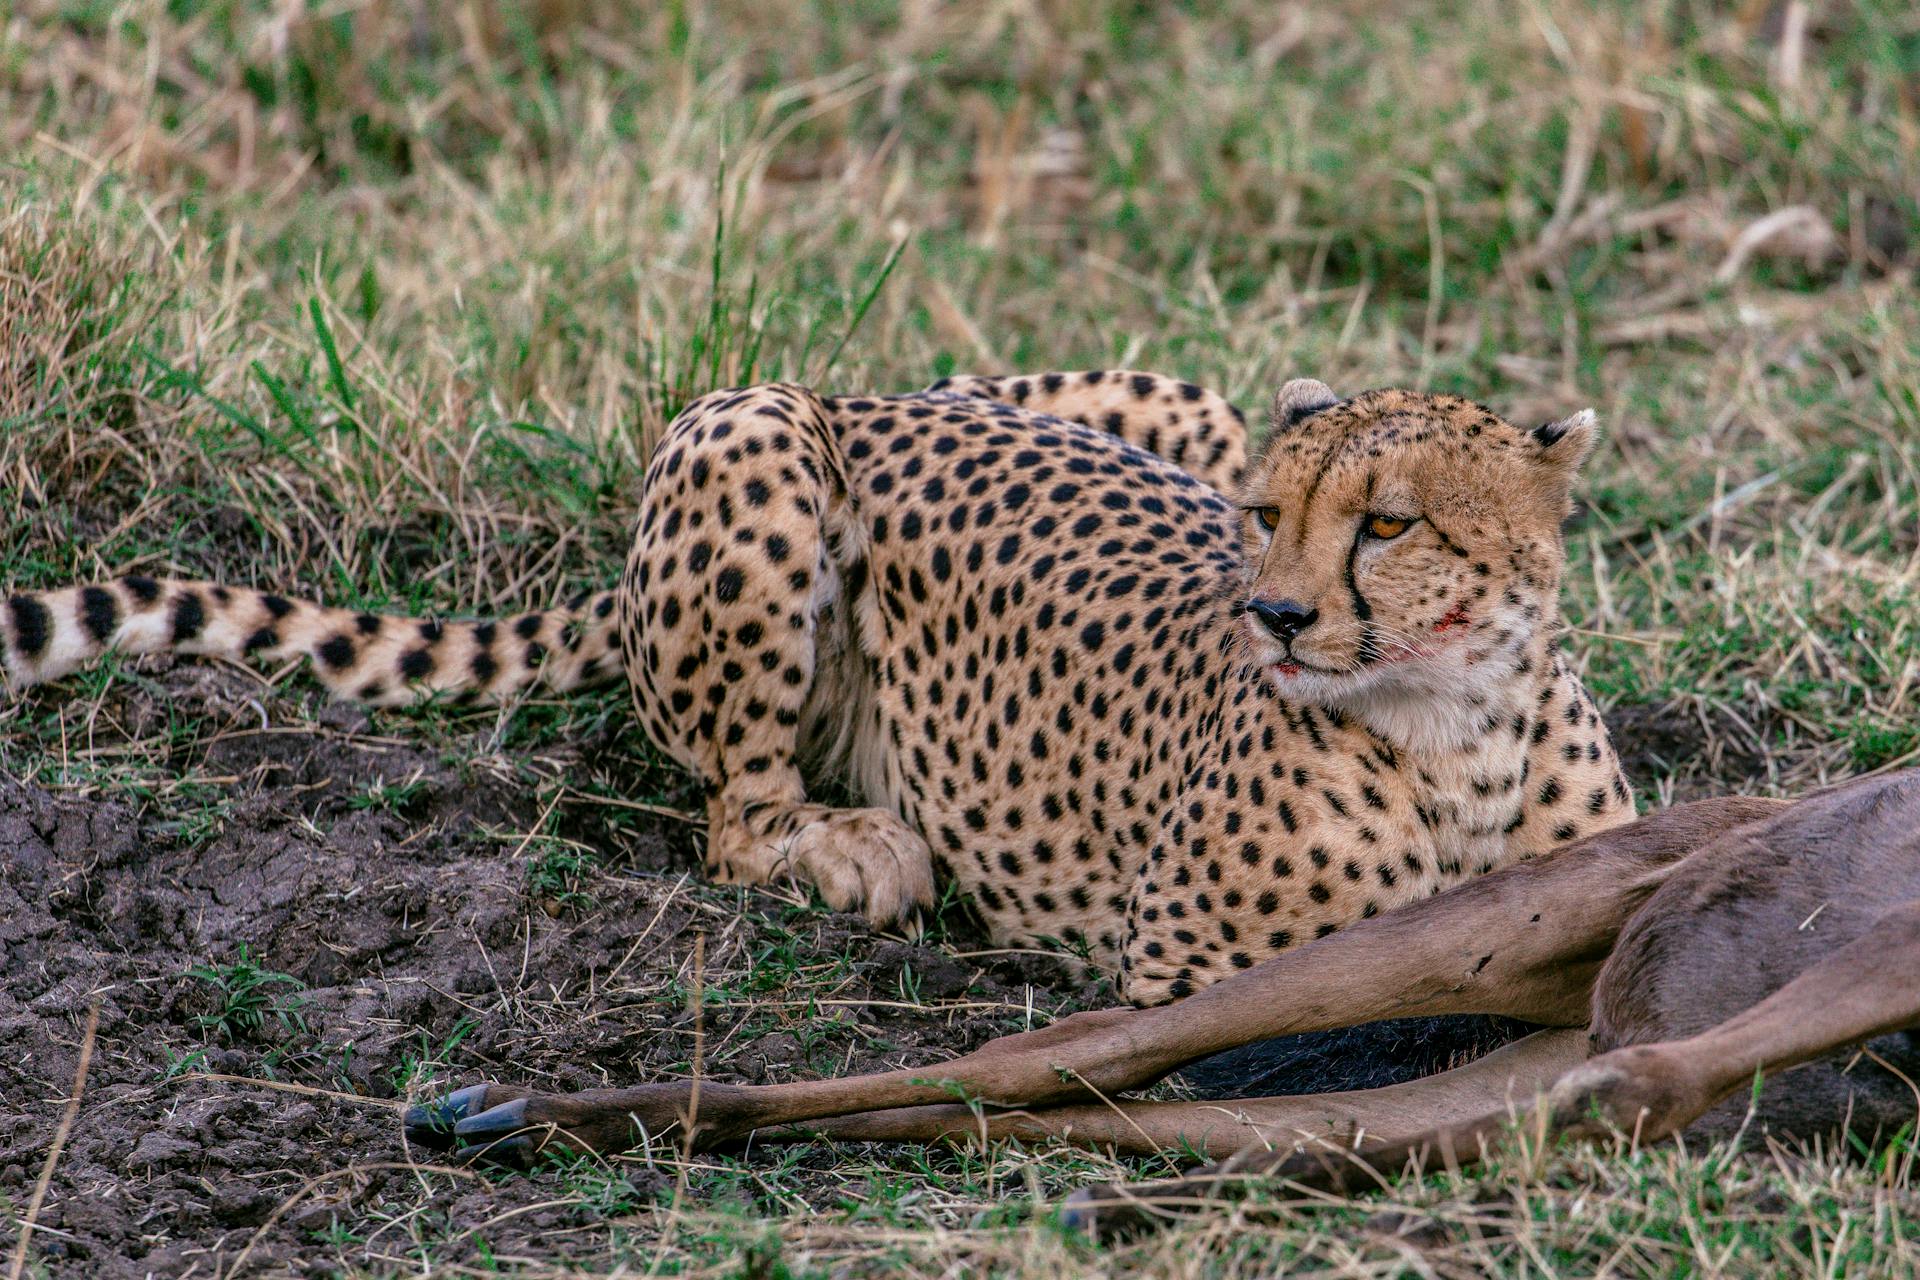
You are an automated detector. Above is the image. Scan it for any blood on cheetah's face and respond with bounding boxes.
[1235,379,1596,733]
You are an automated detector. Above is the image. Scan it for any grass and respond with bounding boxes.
[1,0,1918,1275]
[182,943,315,1078]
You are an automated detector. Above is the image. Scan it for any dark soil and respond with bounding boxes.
[0,665,1098,1277]
[1606,700,1773,801]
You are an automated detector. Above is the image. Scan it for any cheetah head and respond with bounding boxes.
[1236,379,1596,747]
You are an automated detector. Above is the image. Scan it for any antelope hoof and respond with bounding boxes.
[403,1083,495,1149]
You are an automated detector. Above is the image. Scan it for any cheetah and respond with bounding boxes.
[2,370,1631,1006]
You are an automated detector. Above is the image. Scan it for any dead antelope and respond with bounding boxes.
[407,772,1920,1231]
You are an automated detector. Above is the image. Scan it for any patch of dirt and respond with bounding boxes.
[0,667,1092,1277]
[1606,700,1773,801]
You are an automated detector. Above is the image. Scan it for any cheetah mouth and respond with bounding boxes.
[1263,657,1350,681]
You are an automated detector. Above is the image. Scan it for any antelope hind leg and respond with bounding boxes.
[1067,890,1920,1237]
[782,1027,1590,1160]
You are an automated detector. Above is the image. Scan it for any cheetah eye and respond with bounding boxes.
[1255,507,1281,531]
[1365,514,1413,540]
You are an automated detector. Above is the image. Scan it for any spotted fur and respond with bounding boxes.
[4,370,1631,1006]
[2,576,623,706]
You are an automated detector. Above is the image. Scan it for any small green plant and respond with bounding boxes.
[390,1016,478,1096]
[894,959,923,1005]
[159,1046,209,1079]
[524,833,604,909]
[548,1149,661,1219]
[305,1217,361,1247]
[186,944,308,1044]
[347,770,431,812]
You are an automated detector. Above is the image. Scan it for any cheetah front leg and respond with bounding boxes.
[619,383,934,926]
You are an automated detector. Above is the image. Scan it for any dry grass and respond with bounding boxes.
[2,0,1919,1275]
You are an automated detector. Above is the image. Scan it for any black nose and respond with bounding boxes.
[1246,597,1319,643]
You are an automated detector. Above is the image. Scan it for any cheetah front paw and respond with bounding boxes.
[711,806,936,927]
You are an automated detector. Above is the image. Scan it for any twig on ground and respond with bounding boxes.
[6,1000,99,1280]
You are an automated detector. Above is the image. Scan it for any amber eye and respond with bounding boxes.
[1256,507,1281,531]
[1366,514,1412,539]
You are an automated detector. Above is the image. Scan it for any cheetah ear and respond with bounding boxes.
[1270,379,1341,432]
[1530,408,1598,468]
[1529,408,1599,505]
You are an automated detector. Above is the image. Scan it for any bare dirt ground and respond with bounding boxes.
[0,665,1118,1276]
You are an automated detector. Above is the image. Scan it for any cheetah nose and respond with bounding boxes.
[1246,597,1319,643]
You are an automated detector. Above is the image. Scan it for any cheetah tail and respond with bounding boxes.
[2,575,625,706]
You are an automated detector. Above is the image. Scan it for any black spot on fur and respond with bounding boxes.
[317,635,355,669]
[170,593,206,643]
[8,595,51,660]
[78,587,118,643]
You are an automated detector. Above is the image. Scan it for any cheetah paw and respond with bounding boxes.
[714,806,936,928]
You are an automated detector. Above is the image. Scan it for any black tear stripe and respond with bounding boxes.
[1345,525,1377,665]
[8,595,52,660]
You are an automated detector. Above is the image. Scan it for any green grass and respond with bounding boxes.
[2,0,1919,1275]
[185,943,311,1073]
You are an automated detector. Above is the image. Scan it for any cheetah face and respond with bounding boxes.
[1236,379,1596,726]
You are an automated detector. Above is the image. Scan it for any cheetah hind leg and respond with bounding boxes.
[621,382,934,928]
